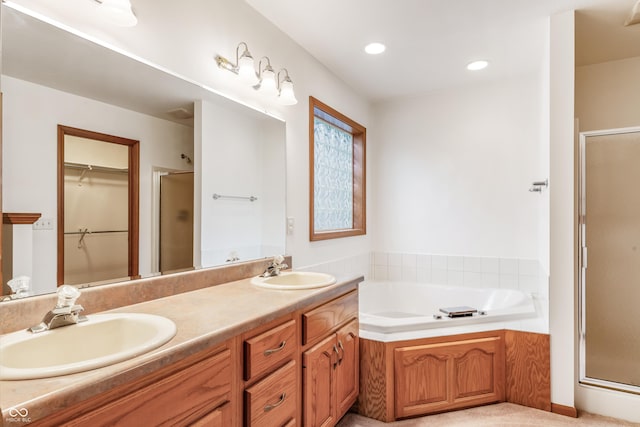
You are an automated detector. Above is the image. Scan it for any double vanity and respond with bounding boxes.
[0,262,362,426]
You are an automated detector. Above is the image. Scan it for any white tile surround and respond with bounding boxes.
[297,251,550,334]
[297,251,548,300]
[372,252,548,298]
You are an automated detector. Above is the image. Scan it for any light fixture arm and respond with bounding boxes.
[235,42,250,67]
[277,68,292,88]
[257,56,274,76]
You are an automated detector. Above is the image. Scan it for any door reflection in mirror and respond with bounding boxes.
[58,125,140,286]
[159,172,194,272]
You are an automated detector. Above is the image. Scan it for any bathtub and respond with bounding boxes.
[359,281,539,342]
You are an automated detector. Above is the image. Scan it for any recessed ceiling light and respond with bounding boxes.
[364,42,386,55]
[467,60,489,71]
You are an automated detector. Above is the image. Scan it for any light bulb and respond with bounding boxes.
[258,68,278,97]
[278,79,298,105]
[237,55,258,85]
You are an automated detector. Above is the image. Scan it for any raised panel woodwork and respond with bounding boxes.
[244,319,297,381]
[245,360,297,427]
[69,348,232,426]
[451,337,504,406]
[392,336,504,419]
[505,330,551,411]
[303,334,336,427]
[453,348,495,400]
[189,402,231,427]
[394,344,449,418]
[335,319,359,419]
[303,291,358,345]
[359,330,548,422]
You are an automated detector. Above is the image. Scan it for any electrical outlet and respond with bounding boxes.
[287,217,295,234]
[33,218,54,230]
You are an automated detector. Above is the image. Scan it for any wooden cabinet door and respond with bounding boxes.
[394,342,451,418]
[394,336,504,418]
[189,402,231,427]
[335,320,359,419]
[303,334,336,427]
[69,348,232,427]
[450,336,504,406]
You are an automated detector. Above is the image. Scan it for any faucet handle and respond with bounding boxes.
[56,285,81,308]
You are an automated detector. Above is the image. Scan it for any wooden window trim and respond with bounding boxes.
[309,96,366,241]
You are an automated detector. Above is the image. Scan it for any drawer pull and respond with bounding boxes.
[264,392,287,412]
[263,340,287,356]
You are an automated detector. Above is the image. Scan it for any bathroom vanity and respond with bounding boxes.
[0,272,362,426]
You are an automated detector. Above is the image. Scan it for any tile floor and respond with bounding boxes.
[337,403,640,426]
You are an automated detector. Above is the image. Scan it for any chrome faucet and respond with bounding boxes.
[260,255,289,277]
[29,285,88,333]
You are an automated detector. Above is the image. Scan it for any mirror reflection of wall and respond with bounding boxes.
[2,74,193,296]
[197,100,286,267]
[1,4,286,299]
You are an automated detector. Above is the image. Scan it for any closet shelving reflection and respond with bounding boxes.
[64,162,129,248]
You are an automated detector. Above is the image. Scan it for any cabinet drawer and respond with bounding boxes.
[303,291,358,345]
[72,348,232,426]
[245,319,297,381]
[189,402,231,427]
[245,360,297,427]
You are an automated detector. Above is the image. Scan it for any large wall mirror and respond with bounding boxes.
[1,4,287,298]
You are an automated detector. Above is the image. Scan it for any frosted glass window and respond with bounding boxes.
[310,97,366,241]
[314,117,353,231]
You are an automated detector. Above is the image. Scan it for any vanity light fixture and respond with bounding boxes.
[277,69,298,105]
[216,43,297,106]
[215,42,259,85]
[255,57,279,97]
[94,0,137,27]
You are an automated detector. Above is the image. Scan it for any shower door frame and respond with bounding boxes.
[578,125,640,395]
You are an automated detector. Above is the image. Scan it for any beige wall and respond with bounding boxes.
[576,56,640,132]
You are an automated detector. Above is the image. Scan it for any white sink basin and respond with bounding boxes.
[251,271,336,290]
[0,313,176,380]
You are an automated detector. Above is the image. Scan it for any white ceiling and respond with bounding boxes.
[245,0,640,101]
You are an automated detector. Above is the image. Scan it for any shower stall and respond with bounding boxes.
[579,126,640,394]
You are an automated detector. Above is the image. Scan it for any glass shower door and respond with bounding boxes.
[579,127,640,393]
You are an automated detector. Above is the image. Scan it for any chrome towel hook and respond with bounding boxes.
[529,179,548,193]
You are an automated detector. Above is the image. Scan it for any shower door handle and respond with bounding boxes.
[582,246,588,269]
